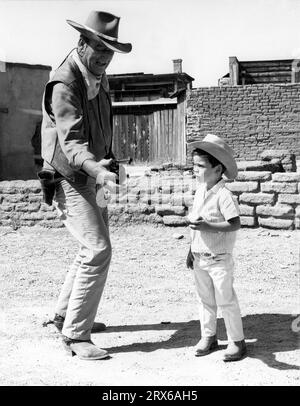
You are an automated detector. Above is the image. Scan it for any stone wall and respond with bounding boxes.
[0,168,299,230]
[186,84,300,161]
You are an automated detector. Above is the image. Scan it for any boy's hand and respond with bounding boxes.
[186,213,203,224]
[186,247,194,270]
[189,220,206,231]
[189,217,241,233]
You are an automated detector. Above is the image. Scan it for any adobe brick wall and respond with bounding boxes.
[186,84,300,160]
[0,169,299,230]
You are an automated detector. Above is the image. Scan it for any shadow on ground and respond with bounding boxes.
[101,313,299,371]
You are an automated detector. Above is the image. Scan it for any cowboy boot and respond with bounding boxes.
[223,340,247,362]
[53,314,106,334]
[195,335,219,357]
[62,336,109,360]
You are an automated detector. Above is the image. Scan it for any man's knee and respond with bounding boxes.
[94,240,112,263]
[215,290,235,307]
[83,239,112,269]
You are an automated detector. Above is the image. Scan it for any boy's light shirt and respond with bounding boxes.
[189,179,240,255]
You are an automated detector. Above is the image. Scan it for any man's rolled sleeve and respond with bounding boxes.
[51,83,96,170]
[219,189,240,221]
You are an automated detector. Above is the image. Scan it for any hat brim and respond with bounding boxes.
[188,141,238,179]
[67,20,132,54]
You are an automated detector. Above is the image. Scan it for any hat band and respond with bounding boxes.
[81,23,118,42]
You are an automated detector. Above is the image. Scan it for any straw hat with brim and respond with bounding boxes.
[187,134,238,179]
[67,11,132,54]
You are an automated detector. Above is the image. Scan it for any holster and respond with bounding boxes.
[37,170,57,206]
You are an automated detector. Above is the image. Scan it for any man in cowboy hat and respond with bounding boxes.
[186,134,247,362]
[40,11,132,360]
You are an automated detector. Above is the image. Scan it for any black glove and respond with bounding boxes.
[186,247,194,270]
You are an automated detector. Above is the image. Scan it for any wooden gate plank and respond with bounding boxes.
[169,109,173,162]
[112,101,183,164]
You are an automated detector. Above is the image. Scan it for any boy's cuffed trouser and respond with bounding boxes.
[52,178,112,341]
[192,252,244,342]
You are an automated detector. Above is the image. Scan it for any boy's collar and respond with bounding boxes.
[204,178,225,194]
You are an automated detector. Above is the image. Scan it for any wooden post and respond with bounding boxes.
[241,70,246,85]
[177,91,186,165]
[0,60,6,72]
[291,59,300,83]
[229,56,239,85]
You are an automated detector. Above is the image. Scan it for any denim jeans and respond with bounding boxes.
[53,177,112,340]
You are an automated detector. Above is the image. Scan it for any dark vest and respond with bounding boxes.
[41,55,113,183]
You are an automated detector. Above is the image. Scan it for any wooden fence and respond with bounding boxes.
[112,98,186,164]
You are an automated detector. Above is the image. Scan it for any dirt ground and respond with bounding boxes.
[0,224,299,386]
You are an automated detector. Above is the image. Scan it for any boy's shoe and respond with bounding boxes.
[223,340,247,362]
[62,336,109,360]
[195,335,219,356]
[53,314,106,334]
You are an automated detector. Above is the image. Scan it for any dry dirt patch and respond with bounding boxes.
[0,225,299,386]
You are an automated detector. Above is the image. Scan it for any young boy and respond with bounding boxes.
[186,134,246,362]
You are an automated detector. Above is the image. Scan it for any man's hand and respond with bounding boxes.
[82,158,118,184]
[95,158,119,186]
[186,247,194,270]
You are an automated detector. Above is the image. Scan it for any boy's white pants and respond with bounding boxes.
[192,252,244,342]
